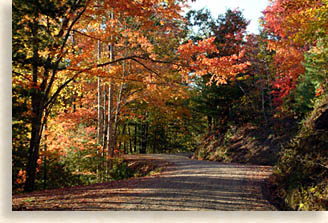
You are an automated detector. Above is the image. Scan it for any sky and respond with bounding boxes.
[187,0,269,34]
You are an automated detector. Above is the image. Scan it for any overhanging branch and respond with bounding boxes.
[45,54,184,109]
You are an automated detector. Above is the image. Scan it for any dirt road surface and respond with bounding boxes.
[12,154,276,211]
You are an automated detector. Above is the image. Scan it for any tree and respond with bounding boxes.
[13,0,90,192]
[13,0,189,192]
[180,9,250,132]
[263,0,328,109]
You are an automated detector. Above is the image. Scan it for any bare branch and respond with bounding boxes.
[60,1,90,52]
[130,58,161,78]
[134,55,180,66]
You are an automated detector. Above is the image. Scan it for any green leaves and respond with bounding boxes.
[272,94,328,210]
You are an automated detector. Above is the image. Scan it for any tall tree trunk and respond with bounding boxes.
[43,114,48,190]
[25,106,43,192]
[141,123,145,154]
[265,66,273,119]
[122,124,127,153]
[25,18,43,192]
[145,121,149,154]
[112,62,125,151]
[140,119,148,154]
[72,32,77,113]
[107,10,115,158]
[128,125,132,154]
[97,41,104,145]
[259,74,269,128]
[105,81,113,179]
[207,116,212,134]
[103,85,108,151]
[107,81,114,157]
[101,86,108,182]
[97,41,104,182]
[134,123,137,153]
[25,84,44,191]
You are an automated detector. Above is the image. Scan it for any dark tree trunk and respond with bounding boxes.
[140,122,149,154]
[259,75,269,128]
[128,125,132,154]
[140,122,146,154]
[25,18,44,192]
[25,96,43,192]
[207,116,212,134]
[122,124,127,153]
[43,115,48,190]
[134,123,137,153]
[21,3,88,192]
[145,122,148,153]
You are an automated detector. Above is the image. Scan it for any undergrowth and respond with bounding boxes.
[270,94,328,210]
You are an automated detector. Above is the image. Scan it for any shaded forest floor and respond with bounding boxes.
[12,154,276,211]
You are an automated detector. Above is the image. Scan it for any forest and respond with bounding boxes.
[12,0,328,211]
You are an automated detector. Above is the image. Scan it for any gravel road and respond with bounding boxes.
[12,154,277,211]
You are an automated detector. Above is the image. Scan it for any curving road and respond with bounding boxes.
[12,154,277,211]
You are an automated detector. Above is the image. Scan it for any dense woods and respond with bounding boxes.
[12,0,328,210]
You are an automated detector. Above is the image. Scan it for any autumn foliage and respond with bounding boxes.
[12,0,328,210]
[13,0,248,192]
[263,0,328,107]
[178,37,250,85]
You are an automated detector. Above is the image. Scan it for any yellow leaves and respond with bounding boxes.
[298,203,305,210]
[39,48,50,58]
[268,0,328,45]
[88,21,101,30]
[236,75,250,81]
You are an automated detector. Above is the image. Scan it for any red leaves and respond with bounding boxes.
[264,0,326,44]
[315,86,324,97]
[262,0,323,107]
[268,41,305,106]
[178,37,250,85]
[177,37,218,58]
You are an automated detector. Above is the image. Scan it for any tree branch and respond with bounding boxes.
[130,58,161,78]
[45,53,184,110]
[59,1,90,52]
[44,73,79,109]
[133,55,181,66]
[44,1,90,105]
